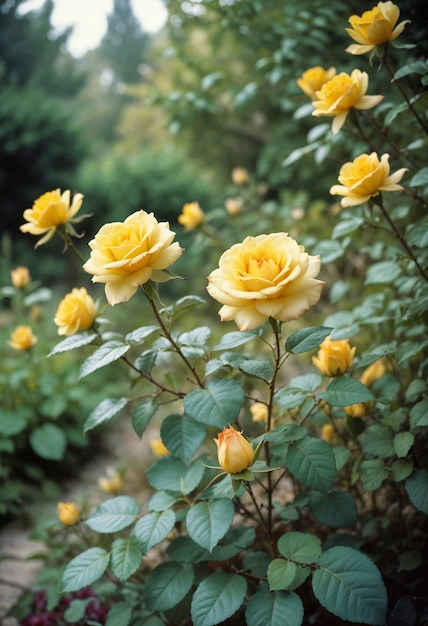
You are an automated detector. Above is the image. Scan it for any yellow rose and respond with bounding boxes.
[8,325,37,351]
[250,402,268,423]
[231,167,249,185]
[346,2,410,55]
[178,202,204,230]
[360,358,387,387]
[10,266,31,288]
[82,211,183,306]
[57,501,80,526]
[225,197,242,216]
[296,66,337,100]
[150,438,170,457]
[207,232,324,331]
[312,69,384,135]
[20,189,83,247]
[330,153,407,208]
[54,287,96,336]
[312,336,356,377]
[344,403,368,418]
[214,425,254,474]
[98,468,123,494]
[321,423,335,442]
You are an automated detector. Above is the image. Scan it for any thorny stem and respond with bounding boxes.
[373,197,428,281]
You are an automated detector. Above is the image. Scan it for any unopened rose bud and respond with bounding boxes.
[250,402,268,423]
[214,425,254,474]
[98,468,123,494]
[231,167,249,185]
[312,336,356,377]
[58,501,80,526]
[11,266,31,288]
[225,197,242,215]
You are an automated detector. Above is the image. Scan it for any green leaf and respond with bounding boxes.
[405,469,428,514]
[79,341,130,379]
[132,399,158,437]
[285,326,333,354]
[184,378,245,428]
[29,424,66,461]
[410,399,428,430]
[319,377,374,407]
[64,599,92,622]
[145,562,194,611]
[160,294,206,319]
[148,491,178,512]
[312,546,387,625]
[277,531,322,564]
[365,261,402,285]
[239,359,275,382]
[212,329,262,351]
[286,437,336,493]
[267,559,297,591]
[0,412,27,436]
[361,425,394,458]
[308,490,357,527]
[84,397,128,433]
[359,459,389,492]
[146,456,205,495]
[62,547,110,593]
[167,535,211,563]
[85,496,139,533]
[393,432,414,458]
[245,591,303,626]
[391,459,413,482]
[134,510,176,553]
[48,332,97,356]
[110,537,142,583]
[186,499,234,551]
[125,325,159,345]
[191,573,247,626]
[105,602,133,626]
[409,166,428,187]
[160,413,206,462]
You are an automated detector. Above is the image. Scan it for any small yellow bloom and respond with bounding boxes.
[346,2,410,55]
[225,197,242,216]
[10,266,31,288]
[296,66,337,100]
[214,425,254,474]
[250,402,268,423]
[330,153,407,207]
[231,167,249,185]
[54,287,96,336]
[83,211,183,306]
[8,325,37,351]
[312,336,356,377]
[321,423,335,442]
[98,468,123,494]
[150,438,170,457]
[58,501,80,526]
[178,202,204,230]
[207,232,324,331]
[312,69,384,135]
[360,358,387,387]
[20,189,83,247]
[344,403,368,418]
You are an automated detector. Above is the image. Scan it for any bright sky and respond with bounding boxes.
[21,0,168,57]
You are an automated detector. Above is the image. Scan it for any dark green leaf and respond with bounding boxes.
[161,413,206,462]
[184,379,245,428]
[132,399,158,437]
[186,499,234,551]
[319,377,374,407]
[145,562,194,611]
[245,591,303,626]
[191,573,247,626]
[405,470,428,513]
[79,341,130,379]
[308,490,357,527]
[110,537,142,583]
[285,326,333,354]
[286,437,336,493]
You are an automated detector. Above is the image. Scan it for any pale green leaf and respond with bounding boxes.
[29,424,66,461]
[267,559,297,591]
[285,326,333,355]
[184,378,245,428]
[277,531,322,564]
[191,572,247,626]
[134,510,176,553]
[85,496,139,533]
[84,397,128,433]
[48,332,97,356]
[105,602,133,626]
[79,341,130,379]
[160,413,206,462]
[110,537,142,583]
[132,399,158,437]
[319,377,374,407]
[62,548,110,593]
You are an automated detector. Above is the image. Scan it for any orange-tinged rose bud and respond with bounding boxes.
[98,468,123,494]
[231,167,249,185]
[54,287,96,336]
[150,438,170,457]
[58,501,80,526]
[214,425,254,474]
[11,266,31,288]
[7,325,37,351]
[312,336,356,377]
[177,202,204,230]
[250,402,268,423]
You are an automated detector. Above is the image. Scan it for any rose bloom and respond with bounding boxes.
[150,438,170,457]
[98,468,123,494]
[296,66,337,100]
[232,167,249,185]
[54,287,96,336]
[207,232,324,331]
[250,402,268,423]
[330,153,407,208]
[225,197,242,216]
[57,502,80,526]
[178,202,204,230]
[11,266,31,289]
[214,425,254,474]
[312,336,356,377]
[20,189,83,247]
[312,69,384,135]
[83,211,183,306]
[346,2,410,55]
[8,325,37,351]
